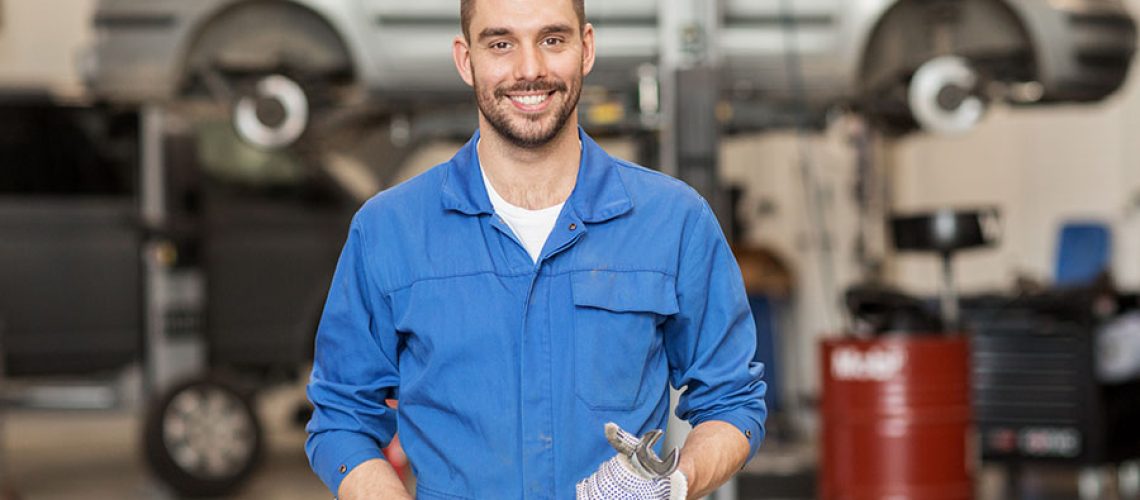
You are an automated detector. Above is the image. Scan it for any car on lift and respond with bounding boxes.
[0,98,377,496]
[84,0,1136,145]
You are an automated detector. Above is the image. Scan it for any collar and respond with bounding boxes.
[441,127,633,223]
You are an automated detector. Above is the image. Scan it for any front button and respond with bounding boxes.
[339,464,347,474]
[745,430,752,439]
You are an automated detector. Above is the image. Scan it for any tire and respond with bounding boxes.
[143,377,263,497]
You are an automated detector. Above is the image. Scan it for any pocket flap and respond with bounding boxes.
[570,270,679,316]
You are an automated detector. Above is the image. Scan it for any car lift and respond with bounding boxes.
[656,1,739,499]
[0,105,205,499]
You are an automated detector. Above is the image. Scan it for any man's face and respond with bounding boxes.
[453,0,595,149]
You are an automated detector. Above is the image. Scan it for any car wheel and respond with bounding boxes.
[907,56,987,135]
[143,377,263,497]
[180,2,358,150]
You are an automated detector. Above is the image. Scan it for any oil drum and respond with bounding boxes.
[820,336,973,499]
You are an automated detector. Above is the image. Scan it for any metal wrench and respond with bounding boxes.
[630,429,679,478]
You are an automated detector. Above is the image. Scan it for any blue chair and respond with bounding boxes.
[1055,222,1111,287]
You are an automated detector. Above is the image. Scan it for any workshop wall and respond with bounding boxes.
[717,14,1140,405]
[0,0,94,98]
[892,58,1140,295]
[720,126,865,420]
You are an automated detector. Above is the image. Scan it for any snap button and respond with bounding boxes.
[339,464,347,474]
[745,430,752,439]
[568,223,577,231]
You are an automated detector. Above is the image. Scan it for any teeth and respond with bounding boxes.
[511,94,548,106]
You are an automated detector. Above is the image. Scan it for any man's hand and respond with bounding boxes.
[575,423,688,500]
[337,458,411,500]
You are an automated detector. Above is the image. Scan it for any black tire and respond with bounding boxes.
[143,377,263,497]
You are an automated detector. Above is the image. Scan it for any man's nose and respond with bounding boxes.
[515,44,547,81]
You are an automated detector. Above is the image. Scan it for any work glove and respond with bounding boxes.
[575,423,688,500]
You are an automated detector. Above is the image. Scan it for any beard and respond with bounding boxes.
[473,72,582,149]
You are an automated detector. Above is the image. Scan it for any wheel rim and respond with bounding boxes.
[907,56,986,135]
[233,74,309,149]
[162,385,257,480]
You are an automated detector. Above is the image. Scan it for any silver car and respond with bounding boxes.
[86,0,1136,145]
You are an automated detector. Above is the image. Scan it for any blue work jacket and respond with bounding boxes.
[306,128,767,499]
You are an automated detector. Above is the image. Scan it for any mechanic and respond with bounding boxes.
[304,0,767,498]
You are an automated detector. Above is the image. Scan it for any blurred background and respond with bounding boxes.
[3,0,1140,498]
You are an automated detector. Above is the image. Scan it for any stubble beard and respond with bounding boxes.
[474,72,582,149]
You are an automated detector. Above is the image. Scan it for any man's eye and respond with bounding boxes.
[490,41,512,50]
[542,37,564,46]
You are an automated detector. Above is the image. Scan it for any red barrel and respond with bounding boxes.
[820,336,974,499]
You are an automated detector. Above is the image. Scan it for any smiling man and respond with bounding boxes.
[304,0,767,498]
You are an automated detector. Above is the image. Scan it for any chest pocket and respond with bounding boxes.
[570,270,679,410]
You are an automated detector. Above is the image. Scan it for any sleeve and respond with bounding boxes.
[305,214,400,495]
[662,199,768,462]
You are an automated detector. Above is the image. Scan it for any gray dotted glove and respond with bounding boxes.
[575,423,688,500]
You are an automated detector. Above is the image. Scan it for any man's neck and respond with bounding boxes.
[477,122,581,210]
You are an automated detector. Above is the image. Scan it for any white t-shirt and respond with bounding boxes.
[481,168,564,263]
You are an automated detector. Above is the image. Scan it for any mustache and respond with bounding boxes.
[495,80,567,98]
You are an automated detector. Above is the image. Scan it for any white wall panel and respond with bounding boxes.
[0,0,95,97]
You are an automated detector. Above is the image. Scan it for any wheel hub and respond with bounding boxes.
[908,56,987,135]
[233,74,309,149]
[255,95,288,128]
[163,386,256,479]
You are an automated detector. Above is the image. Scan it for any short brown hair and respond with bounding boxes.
[461,0,586,41]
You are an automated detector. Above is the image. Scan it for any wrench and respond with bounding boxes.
[630,429,679,478]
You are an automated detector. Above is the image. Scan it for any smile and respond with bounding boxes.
[509,93,551,106]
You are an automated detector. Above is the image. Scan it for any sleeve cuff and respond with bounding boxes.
[308,430,388,495]
[691,410,765,464]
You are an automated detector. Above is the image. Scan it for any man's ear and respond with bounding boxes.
[453,35,475,87]
[580,23,596,77]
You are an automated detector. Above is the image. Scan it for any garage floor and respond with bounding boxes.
[0,388,1127,500]
[1,385,325,500]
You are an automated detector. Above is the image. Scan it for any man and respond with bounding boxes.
[305,0,767,498]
